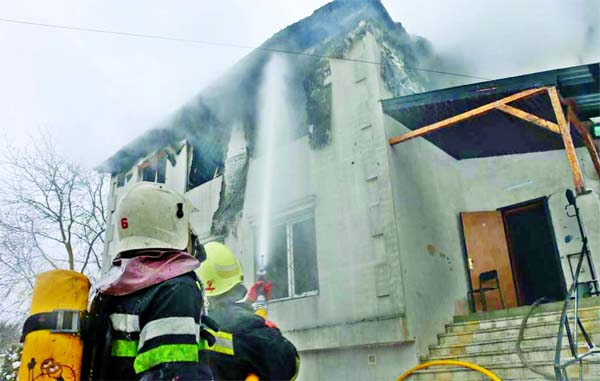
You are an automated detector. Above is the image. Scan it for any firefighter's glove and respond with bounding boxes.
[247,280,272,302]
[200,327,216,347]
[199,315,218,347]
[201,315,219,332]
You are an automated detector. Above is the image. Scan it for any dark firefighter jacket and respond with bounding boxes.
[205,286,299,381]
[98,250,213,381]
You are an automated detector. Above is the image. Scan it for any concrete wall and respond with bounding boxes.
[187,176,223,241]
[166,143,188,194]
[384,115,469,356]
[458,147,600,290]
[235,32,415,380]
[299,343,417,381]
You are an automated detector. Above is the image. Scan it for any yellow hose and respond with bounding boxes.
[396,360,501,381]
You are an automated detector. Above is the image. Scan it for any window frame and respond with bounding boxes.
[257,213,319,303]
[138,152,167,184]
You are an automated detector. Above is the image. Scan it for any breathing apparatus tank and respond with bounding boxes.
[18,269,90,381]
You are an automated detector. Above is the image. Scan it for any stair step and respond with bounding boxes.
[438,318,600,345]
[453,297,600,324]
[413,299,600,380]
[410,360,600,381]
[423,344,598,367]
[447,305,600,334]
[430,332,598,357]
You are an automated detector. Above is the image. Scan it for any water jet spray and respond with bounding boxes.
[255,54,294,299]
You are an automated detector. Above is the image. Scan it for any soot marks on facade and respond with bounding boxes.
[210,150,248,238]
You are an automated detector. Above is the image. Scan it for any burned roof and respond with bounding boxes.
[97,0,437,175]
[383,63,599,159]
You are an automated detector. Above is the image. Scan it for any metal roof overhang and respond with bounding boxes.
[382,63,599,160]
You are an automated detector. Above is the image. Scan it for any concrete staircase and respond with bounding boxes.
[410,298,600,381]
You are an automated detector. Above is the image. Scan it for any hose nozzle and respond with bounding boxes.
[252,267,268,317]
[257,267,267,281]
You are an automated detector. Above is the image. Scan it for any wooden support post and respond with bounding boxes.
[495,104,560,134]
[567,105,600,180]
[548,87,585,194]
[388,86,548,146]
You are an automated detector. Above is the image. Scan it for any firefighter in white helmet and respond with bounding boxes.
[197,242,299,381]
[94,182,213,381]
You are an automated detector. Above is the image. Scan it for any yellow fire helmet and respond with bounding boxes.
[116,182,192,253]
[196,242,244,296]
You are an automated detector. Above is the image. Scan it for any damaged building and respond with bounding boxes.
[98,0,600,379]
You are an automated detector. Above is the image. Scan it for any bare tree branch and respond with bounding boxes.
[0,133,108,317]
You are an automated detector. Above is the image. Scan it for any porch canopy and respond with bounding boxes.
[383,63,600,194]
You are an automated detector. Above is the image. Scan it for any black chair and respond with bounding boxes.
[469,270,505,312]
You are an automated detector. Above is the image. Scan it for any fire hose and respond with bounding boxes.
[396,360,501,380]
[516,298,556,380]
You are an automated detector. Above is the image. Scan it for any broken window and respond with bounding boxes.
[116,171,134,188]
[187,144,224,191]
[256,217,318,300]
[139,153,167,184]
[116,174,126,188]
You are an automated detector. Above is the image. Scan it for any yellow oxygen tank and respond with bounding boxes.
[18,269,90,381]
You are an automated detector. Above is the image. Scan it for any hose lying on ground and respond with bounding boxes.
[396,360,501,381]
[516,298,557,380]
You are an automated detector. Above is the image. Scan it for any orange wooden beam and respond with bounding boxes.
[567,105,600,180]
[495,104,560,134]
[388,86,549,146]
[548,87,585,194]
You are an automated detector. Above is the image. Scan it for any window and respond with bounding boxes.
[139,153,167,184]
[187,144,224,191]
[116,171,133,188]
[257,218,318,300]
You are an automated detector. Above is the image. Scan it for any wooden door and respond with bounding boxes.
[461,211,518,311]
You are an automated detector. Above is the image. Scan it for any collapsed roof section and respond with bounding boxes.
[96,0,441,237]
[97,0,439,176]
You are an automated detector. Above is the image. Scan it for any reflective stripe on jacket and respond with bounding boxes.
[206,298,299,381]
[104,272,212,381]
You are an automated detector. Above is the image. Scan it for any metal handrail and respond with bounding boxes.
[554,190,600,380]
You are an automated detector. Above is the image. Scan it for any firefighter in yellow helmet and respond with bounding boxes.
[197,242,299,381]
[91,182,213,381]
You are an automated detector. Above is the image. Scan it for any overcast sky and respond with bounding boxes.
[0,0,598,168]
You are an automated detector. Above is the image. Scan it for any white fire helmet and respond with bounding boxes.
[116,182,192,253]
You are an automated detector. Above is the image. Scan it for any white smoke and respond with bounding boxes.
[386,0,600,84]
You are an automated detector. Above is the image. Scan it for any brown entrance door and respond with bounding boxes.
[461,211,518,311]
